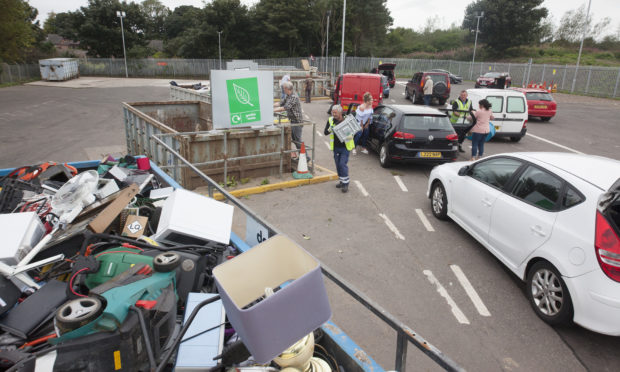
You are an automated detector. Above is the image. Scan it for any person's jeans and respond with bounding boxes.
[471,132,486,157]
[305,89,312,103]
[280,87,286,100]
[291,123,302,151]
[333,146,350,184]
[354,127,369,148]
[423,95,432,106]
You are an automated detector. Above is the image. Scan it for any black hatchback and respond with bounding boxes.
[367,105,458,168]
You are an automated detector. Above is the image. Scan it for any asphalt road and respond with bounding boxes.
[1,78,619,371]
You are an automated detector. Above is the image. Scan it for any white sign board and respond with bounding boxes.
[245,215,270,247]
[211,70,274,129]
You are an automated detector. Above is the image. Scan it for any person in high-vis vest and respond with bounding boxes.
[324,105,355,193]
[450,90,475,153]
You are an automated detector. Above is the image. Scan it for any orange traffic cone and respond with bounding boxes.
[293,142,313,179]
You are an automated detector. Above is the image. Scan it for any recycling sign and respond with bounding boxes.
[211,70,274,129]
[226,77,261,125]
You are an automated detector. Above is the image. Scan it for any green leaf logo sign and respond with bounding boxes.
[233,83,254,107]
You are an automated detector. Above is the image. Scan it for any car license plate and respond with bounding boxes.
[494,125,500,131]
[420,152,441,158]
[480,82,486,85]
[534,105,547,109]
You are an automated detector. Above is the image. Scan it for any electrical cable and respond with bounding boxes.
[68,268,89,297]
[19,334,56,349]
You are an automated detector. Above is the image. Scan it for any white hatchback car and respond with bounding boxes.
[427,152,620,335]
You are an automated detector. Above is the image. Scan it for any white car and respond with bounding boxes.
[426,152,620,335]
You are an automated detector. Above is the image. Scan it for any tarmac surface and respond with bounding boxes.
[1,77,620,371]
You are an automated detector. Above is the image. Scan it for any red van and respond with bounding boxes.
[331,73,383,110]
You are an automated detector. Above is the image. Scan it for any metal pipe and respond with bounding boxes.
[217,31,223,70]
[571,0,592,92]
[395,330,408,372]
[117,11,128,78]
[325,10,331,73]
[470,12,483,80]
[223,131,228,188]
[129,306,156,370]
[156,148,307,169]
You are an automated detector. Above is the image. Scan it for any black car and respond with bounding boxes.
[367,105,459,168]
[431,69,462,84]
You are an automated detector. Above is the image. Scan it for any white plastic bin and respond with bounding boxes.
[39,58,79,81]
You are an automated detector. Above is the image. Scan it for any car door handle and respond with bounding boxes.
[530,225,547,237]
[481,199,492,207]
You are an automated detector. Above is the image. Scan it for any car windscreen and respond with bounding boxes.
[402,115,452,131]
[526,92,553,101]
[483,72,501,78]
[426,74,447,83]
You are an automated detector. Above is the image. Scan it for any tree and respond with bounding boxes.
[140,0,169,39]
[555,5,611,43]
[346,0,392,56]
[462,0,548,54]
[0,0,38,62]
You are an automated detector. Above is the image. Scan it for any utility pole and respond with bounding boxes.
[340,0,346,76]
[325,10,331,73]
[470,11,483,80]
[571,0,592,93]
[217,31,223,70]
[116,11,128,78]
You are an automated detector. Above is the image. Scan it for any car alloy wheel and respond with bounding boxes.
[431,182,448,220]
[526,261,573,325]
[411,91,416,104]
[379,143,391,168]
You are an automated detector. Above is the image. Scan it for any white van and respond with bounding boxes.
[467,88,528,142]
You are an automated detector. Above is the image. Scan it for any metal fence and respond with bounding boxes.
[0,63,40,85]
[3,58,619,98]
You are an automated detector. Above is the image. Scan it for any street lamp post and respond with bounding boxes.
[571,0,592,93]
[325,10,331,73]
[470,11,483,80]
[340,0,346,76]
[217,31,223,70]
[116,11,128,78]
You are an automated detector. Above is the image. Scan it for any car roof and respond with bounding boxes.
[467,88,525,97]
[503,152,620,191]
[386,104,447,116]
[511,87,552,93]
[422,71,448,75]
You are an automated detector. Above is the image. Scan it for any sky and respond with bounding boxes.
[30,0,619,37]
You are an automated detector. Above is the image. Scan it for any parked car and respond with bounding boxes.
[511,87,557,122]
[431,69,462,84]
[427,152,620,335]
[367,105,458,168]
[331,73,383,111]
[466,88,528,142]
[475,72,512,89]
[381,75,390,98]
[405,72,451,106]
[378,63,396,88]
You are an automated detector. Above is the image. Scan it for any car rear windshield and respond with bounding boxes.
[483,72,501,78]
[601,180,620,234]
[403,115,452,131]
[526,92,553,101]
[426,74,448,83]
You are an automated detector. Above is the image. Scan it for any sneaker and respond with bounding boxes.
[352,149,357,155]
[458,145,465,153]
[336,182,342,188]
[341,183,349,193]
[361,148,369,154]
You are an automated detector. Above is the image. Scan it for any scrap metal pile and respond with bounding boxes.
[0,156,334,371]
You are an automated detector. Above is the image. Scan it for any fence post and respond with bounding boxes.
[17,65,22,82]
[585,66,592,94]
[561,64,567,90]
[7,65,13,83]
[613,68,620,98]
[541,64,546,83]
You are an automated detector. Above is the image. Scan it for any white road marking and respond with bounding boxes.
[423,270,470,325]
[415,209,435,232]
[394,175,408,192]
[450,265,491,317]
[324,141,330,150]
[316,130,323,137]
[526,133,583,154]
[390,99,396,103]
[379,213,405,240]
[354,180,369,197]
[396,81,406,86]
[304,114,310,119]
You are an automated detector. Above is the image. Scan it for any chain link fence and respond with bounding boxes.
[2,58,619,98]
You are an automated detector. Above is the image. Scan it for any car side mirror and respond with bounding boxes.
[458,165,470,176]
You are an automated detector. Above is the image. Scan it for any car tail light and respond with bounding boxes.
[447,80,451,90]
[446,134,458,141]
[393,131,414,139]
[522,120,527,129]
[595,211,620,282]
[420,81,424,89]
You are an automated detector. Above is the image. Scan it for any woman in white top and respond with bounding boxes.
[354,92,374,154]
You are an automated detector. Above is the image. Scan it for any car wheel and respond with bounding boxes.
[438,98,447,106]
[526,261,573,325]
[379,143,391,168]
[510,136,522,142]
[430,181,448,220]
[405,88,410,99]
[541,117,551,122]
[55,296,104,334]
[411,91,416,104]
[153,252,181,272]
